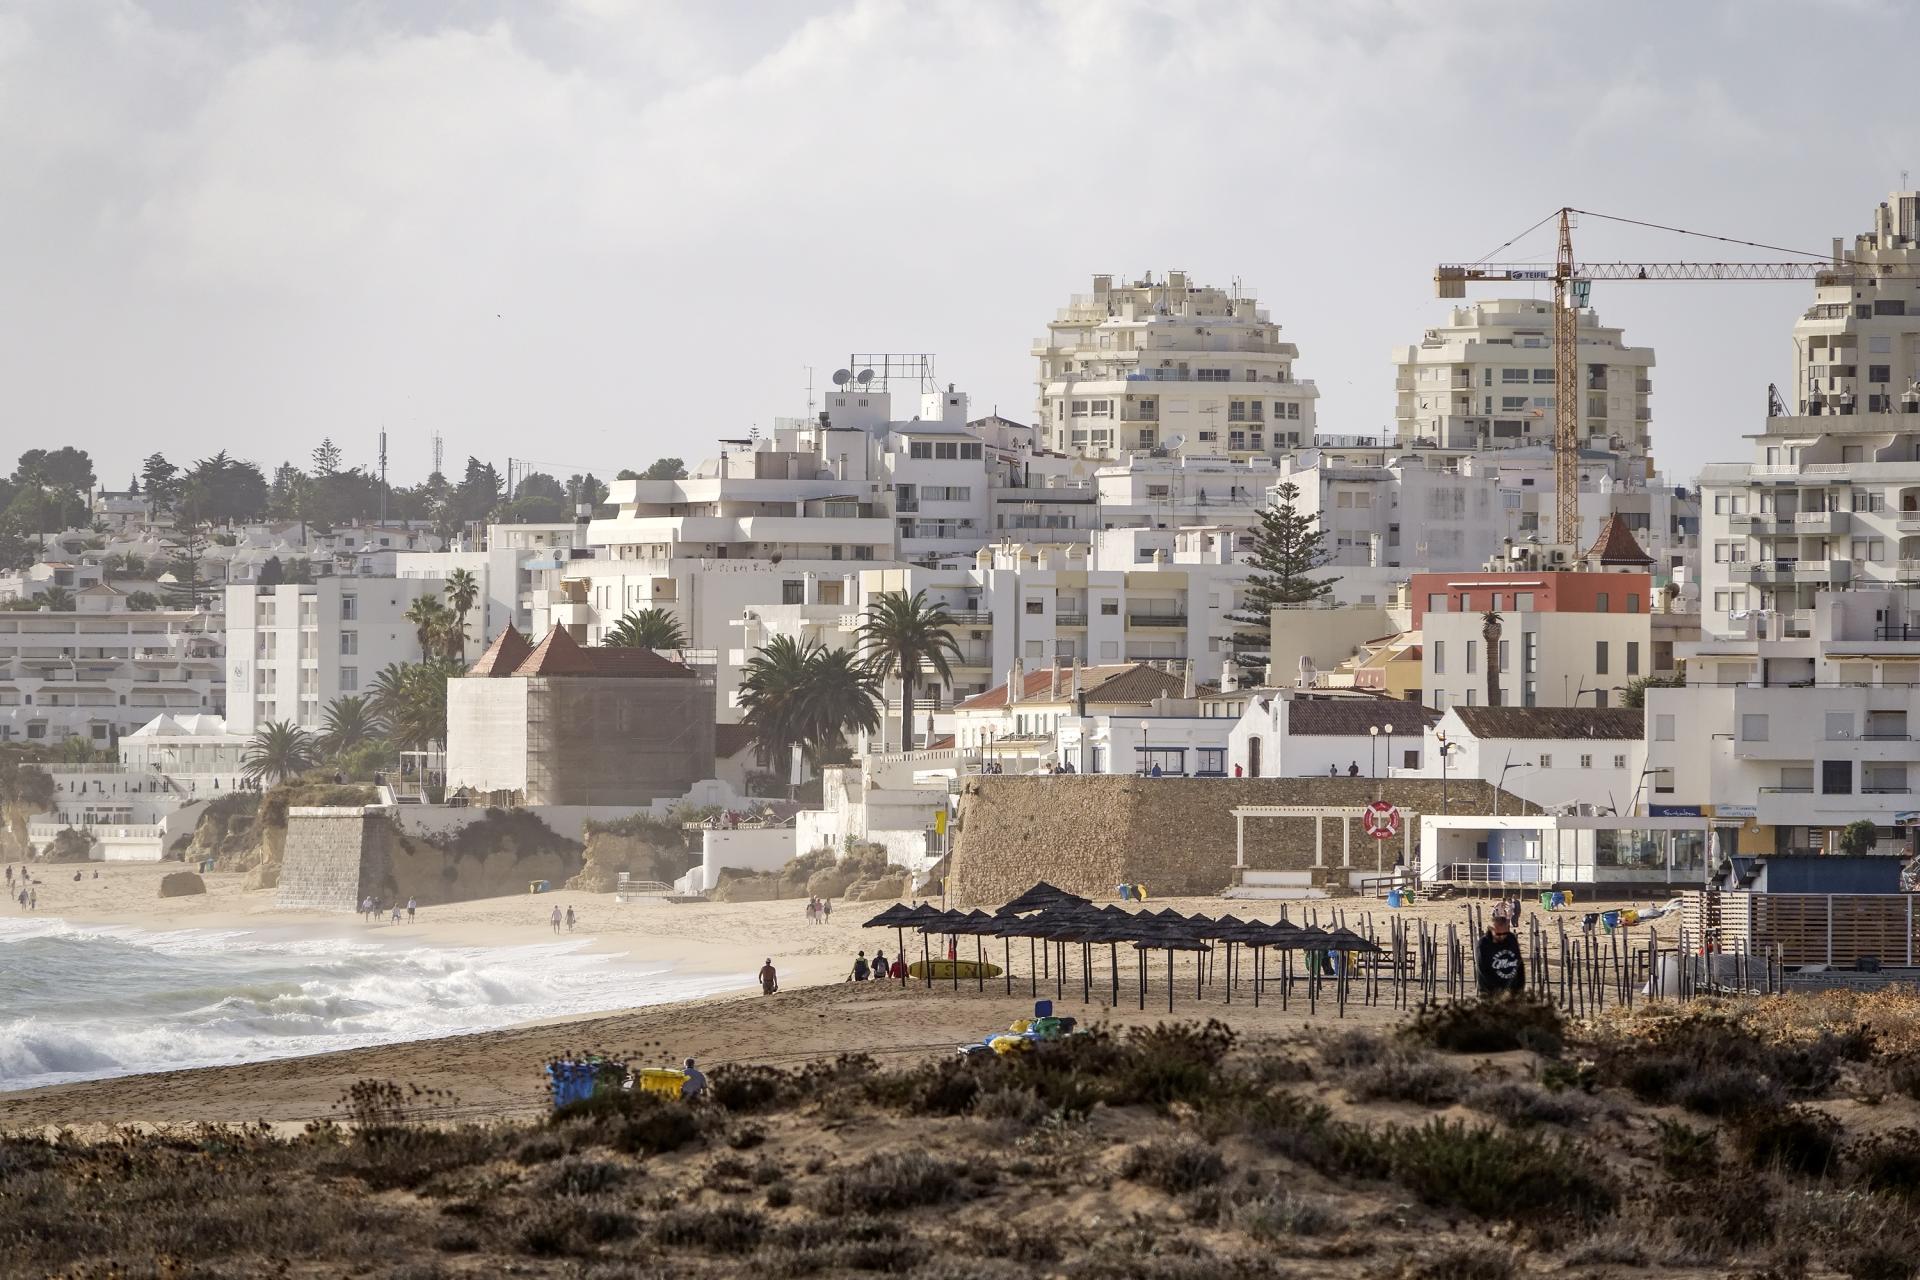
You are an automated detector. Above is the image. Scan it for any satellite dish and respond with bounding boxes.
[831,369,852,386]
[856,369,875,386]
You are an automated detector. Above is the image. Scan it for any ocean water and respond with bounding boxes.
[0,917,738,1093]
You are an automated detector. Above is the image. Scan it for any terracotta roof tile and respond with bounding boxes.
[509,627,697,679]
[714,723,758,759]
[1287,698,1440,736]
[1586,513,1655,566]
[956,662,1183,711]
[1450,706,1643,741]
[466,625,533,677]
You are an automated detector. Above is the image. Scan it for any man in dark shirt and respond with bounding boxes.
[1476,912,1525,996]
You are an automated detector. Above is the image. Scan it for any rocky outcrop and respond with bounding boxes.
[159,871,206,898]
[847,873,911,902]
[183,785,377,880]
[564,830,695,893]
[41,829,95,863]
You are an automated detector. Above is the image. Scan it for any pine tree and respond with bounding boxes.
[1227,480,1337,672]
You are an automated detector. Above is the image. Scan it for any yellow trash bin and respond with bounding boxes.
[638,1068,689,1098]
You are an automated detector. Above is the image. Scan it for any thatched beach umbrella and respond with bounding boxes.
[996,881,1092,916]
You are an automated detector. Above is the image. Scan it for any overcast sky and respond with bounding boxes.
[4,0,1915,491]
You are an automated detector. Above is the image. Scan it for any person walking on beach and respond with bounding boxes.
[850,951,870,982]
[805,897,817,925]
[871,947,888,980]
[28,887,37,911]
[889,955,906,981]
[680,1057,707,1101]
[821,898,831,924]
[759,958,778,995]
[550,905,562,935]
[407,896,417,924]
[390,901,402,926]
[565,905,576,932]
[1476,911,1525,997]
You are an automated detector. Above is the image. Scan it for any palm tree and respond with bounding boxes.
[38,586,75,612]
[792,646,882,765]
[320,695,386,755]
[605,607,686,650]
[369,659,462,749]
[857,589,961,752]
[737,635,818,773]
[1481,610,1503,708]
[403,595,454,660]
[242,720,316,785]
[443,569,479,660]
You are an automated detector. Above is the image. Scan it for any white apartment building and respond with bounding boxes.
[1697,190,1920,634]
[225,577,445,734]
[1094,454,1276,541]
[0,608,223,746]
[396,521,581,649]
[1393,298,1654,456]
[1035,271,1319,460]
[1648,588,1920,857]
[1400,707,1646,816]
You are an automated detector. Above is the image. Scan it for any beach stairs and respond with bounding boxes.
[1222,869,1329,900]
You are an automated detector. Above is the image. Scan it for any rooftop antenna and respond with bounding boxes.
[832,368,852,387]
[378,429,388,526]
[431,431,444,479]
[805,366,815,416]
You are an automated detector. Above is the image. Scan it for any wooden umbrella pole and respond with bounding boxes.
[1167,947,1175,1014]
[1029,937,1037,999]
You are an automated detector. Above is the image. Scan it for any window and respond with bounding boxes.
[340,631,358,656]
[1197,748,1226,775]
[1626,642,1640,676]
[1870,365,1892,384]
[1025,599,1043,615]
[340,667,357,693]
[340,595,357,621]
[1100,599,1118,615]
[1100,642,1118,659]
[1741,713,1769,741]
[1427,593,1447,613]
[1524,632,1538,674]
[1822,760,1853,795]
[1432,640,1445,674]
[1594,690,1608,708]
[1627,593,1640,613]
[1871,336,1893,354]
[1539,753,1552,768]
[1497,639,1509,672]
[1515,593,1534,612]
[1596,592,1609,613]
[782,580,804,605]
[1613,754,1627,769]
[1466,641,1477,674]
[1024,640,1043,658]
[1580,754,1593,769]
[1655,714,1675,741]
[1432,689,1446,710]
[1595,641,1609,675]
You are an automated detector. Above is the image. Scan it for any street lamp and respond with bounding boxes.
[1140,719,1151,776]
[1436,730,1455,813]
[1384,722,1394,777]
[1368,725,1379,778]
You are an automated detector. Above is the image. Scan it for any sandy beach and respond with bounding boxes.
[0,861,1660,1131]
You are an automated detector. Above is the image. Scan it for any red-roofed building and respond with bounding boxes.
[446,628,714,806]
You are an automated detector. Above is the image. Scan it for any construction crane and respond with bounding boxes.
[1436,207,1920,544]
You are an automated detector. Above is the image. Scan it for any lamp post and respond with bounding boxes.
[1437,730,1453,813]
[1368,725,1379,778]
[1384,722,1394,777]
[1140,719,1151,776]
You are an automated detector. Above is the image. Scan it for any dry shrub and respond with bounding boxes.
[1464,1079,1599,1127]
[1407,995,1564,1055]
[1120,1136,1226,1195]
[1228,1190,1337,1240]
[534,1155,626,1197]
[1732,1106,1840,1177]
[1655,1118,1718,1180]
[1346,1048,1468,1106]
[1851,1129,1920,1200]
[650,1205,767,1255]
[1394,1245,1515,1280]
[811,1151,966,1215]
[1383,1119,1617,1222]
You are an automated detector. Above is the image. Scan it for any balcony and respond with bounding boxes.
[945,610,992,625]
[1792,510,1851,535]
[1794,559,1853,585]
[1055,613,1088,628]
[1127,613,1188,629]
[1733,561,1795,586]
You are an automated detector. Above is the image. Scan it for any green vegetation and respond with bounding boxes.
[240,720,318,786]
[605,606,687,650]
[1227,479,1338,671]
[857,588,962,753]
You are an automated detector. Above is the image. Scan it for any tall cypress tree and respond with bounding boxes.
[1228,480,1337,673]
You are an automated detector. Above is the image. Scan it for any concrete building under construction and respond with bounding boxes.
[446,626,715,806]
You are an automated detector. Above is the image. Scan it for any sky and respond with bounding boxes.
[3,0,1917,492]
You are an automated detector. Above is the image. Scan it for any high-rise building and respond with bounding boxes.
[1697,189,1920,633]
[1034,272,1318,459]
[1393,299,1654,457]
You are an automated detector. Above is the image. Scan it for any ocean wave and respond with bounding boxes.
[0,920,739,1092]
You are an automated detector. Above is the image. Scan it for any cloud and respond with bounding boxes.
[2,0,1918,488]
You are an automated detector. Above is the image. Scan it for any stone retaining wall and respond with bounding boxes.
[947,776,1521,907]
[276,807,388,911]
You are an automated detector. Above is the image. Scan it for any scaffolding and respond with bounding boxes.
[522,674,716,806]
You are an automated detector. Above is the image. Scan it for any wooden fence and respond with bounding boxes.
[1686,890,1919,967]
